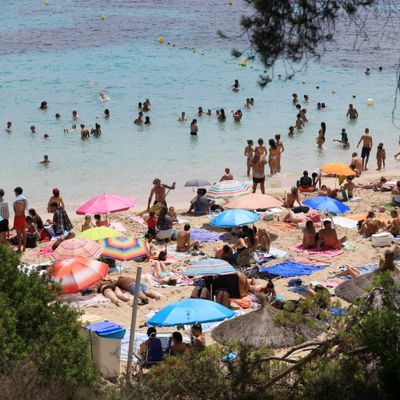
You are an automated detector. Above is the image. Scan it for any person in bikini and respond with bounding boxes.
[151,251,177,285]
[147,178,176,209]
[97,278,131,306]
[115,276,160,305]
[244,140,254,176]
[13,187,28,252]
[176,224,199,252]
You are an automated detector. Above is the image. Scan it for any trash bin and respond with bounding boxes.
[83,320,126,379]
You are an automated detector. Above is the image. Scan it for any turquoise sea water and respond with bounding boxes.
[1,0,400,207]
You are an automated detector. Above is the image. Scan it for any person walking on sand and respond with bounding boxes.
[147,178,176,209]
[250,148,267,194]
[376,142,386,171]
[244,140,254,176]
[13,187,28,252]
[357,128,373,170]
[346,104,359,120]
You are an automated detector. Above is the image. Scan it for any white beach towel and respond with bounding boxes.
[332,216,358,229]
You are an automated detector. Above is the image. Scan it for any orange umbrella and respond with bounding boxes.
[225,193,282,210]
[320,162,356,177]
[48,256,109,294]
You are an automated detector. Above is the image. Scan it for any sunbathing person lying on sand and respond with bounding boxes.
[358,211,385,237]
[151,252,177,285]
[97,279,132,306]
[317,220,346,250]
[356,177,390,191]
[215,244,233,263]
[319,185,339,198]
[115,276,160,304]
[336,267,361,278]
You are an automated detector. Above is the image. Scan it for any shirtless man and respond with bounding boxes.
[147,178,176,209]
[386,210,400,236]
[40,155,50,165]
[5,121,12,133]
[250,148,267,194]
[346,104,359,119]
[256,138,267,156]
[302,220,317,249]
[351,152,363,175]
[220,168,233,181]
[357,128,373,170]
[80,124,90,139]
[176,224,199,252]
[13,187,28,252]
[115,276,159,304]
[295,114,304,130]
[317,220,346,250]
[342,177,355,199]
[244,140,254,176]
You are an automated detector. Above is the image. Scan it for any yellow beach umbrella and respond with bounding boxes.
[76,227,122,241]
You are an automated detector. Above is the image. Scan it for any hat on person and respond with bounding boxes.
[147,327,157,337]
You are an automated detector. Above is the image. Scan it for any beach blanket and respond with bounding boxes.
[260,261,324,278]
[291,245,344,258]
[230,294,259,309]
[253,248,287,263]
[320,279,341,288]
[129,215,147,227]
[190,228,222,242]
[34,245,54,257]
[288,285,309,295]
[264,221,297,232]
[59,293,111,308]
[332,216,359,229]
[293,256,331,267]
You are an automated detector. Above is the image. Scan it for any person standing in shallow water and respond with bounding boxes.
[250,148,267,194]
[244,140,254,176]
[275,134,284,173]
[357,128,373,171]
[316,122,326,149]
[190,119,198,136]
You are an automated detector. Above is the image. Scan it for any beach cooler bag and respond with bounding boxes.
[83,320,126,379]
[371,232,393,247]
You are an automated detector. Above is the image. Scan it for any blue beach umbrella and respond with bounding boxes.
[147,299,235,327]
[303,195,349,214]
[210,209,260,227]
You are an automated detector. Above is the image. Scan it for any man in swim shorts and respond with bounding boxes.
[13,187,28,252]
[357,128,373,171]
[147,178,176,209]
[115,276,160,304]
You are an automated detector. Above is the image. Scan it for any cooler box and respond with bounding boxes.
[371,233,392,247]
[83,321,126,379]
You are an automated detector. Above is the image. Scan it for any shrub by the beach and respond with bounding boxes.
[0,244,97,399]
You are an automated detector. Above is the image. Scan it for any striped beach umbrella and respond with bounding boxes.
[99,236,148,261]
[183,259,235,276]
[207,180,251,199]
[50,238,102,261]
[48,256,109,294]
[76,226,122,241]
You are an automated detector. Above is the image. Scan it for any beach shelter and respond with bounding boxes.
[184,179,211,187]
[50,237,102,261]
[147,298,235,327]
[76,226,123,241]
[76,193,137,215]
[99,236,148,261]
[303,195,349,214]
[225,193,282,210]
[183,259,235,276]
[207,180,251,199]
[210,209,260,227]
[320,162,356,177]
[48,256,108,294]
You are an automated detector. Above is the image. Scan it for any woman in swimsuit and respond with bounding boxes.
[190,119,198,136]
[152,251,177,285]
[97,279,131,306]
[268,139,279,175]
[275,134,284,173]
[316,122,326,149]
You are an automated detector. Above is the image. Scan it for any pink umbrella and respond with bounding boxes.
[225,193,282,210]
[76,193,138,215]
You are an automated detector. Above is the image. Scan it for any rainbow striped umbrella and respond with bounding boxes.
[207,180,251,199]
[183,259,235,276]
[99,236,148,261]
[50,238,103,261]
[48,257,109,294]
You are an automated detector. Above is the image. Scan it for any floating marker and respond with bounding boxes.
[240,57,247,67]
[44,0,49,4]
[367,98,374,106]
[331,89,336,94]
[228,0,233,5]
[159,36,165,44]
[352,94,356,98]
[100,14,106,20]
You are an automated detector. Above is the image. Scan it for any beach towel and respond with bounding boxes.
[288,285,309,296]
[129,215,147,227]
[190,228,222,242]
[356,263,379,275]
[34,245,54,257]
[120,330,147,362]
[291,245,344,258]
[259,260,324,278]
[332,216,359,229]
[59,293,111,308]
[264,221,297,232]
[230,296,253,309]
[253,248,287,263]
[293,256,331,267]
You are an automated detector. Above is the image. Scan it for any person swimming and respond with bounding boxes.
[39,101,48,110]
[178,112,186,122]
[64,123,77,133]
[232,79,239,92]
[333,128,350,148]
[40,155,50,165]
[5,121,12,133]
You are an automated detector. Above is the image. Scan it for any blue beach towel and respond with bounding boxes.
[260,260,324,278]
[288,285,309,295]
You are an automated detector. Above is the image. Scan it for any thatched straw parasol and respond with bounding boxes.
[335,269,400,303]
[211,302,325,349]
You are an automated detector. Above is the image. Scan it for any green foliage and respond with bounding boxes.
[0,244,97,397]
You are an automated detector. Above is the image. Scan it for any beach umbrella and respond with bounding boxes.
[207,180,251,199]
[320,162,356,177]
[99,236,148,261]
[147,298,235,327]
[50,238,102,261]
[76,193,138,215]
[210,209,260,227]
[183,259,235,276]
[184,179,211,187]
[48,256,109,294]
[76,226,123,241]
[225,193,282,210]
[212,303,326,349]
[303,195,349,214]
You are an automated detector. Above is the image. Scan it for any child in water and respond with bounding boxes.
[376,143,386,171]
